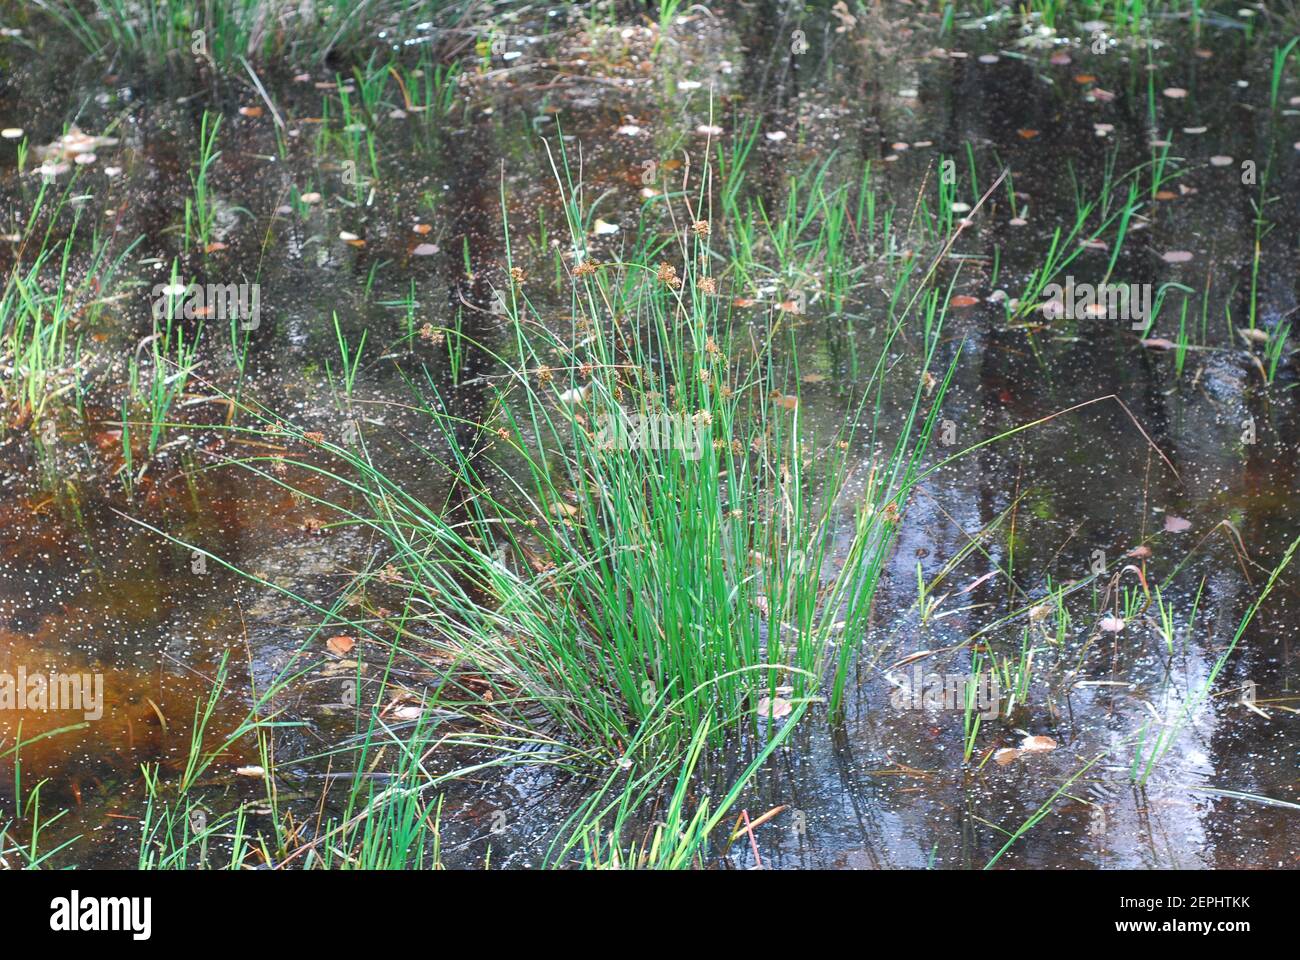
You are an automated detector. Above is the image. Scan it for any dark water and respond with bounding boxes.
[0,2,1297,868]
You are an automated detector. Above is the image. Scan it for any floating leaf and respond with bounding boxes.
[1162,87,1188,99]
[1020,735,1057,752]
[949,294,980,308]
[756,696,792,719]
[412,243,439,256]
[327,635,356,656]
[994,748,1021,765]
[236,765,266,777]
[1099,615,1126,632]
[1164,515,1192,533]
[1161,250,1193,263]
[1140,338,1176,350]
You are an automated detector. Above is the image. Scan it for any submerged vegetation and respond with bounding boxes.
[0,0,1298,871]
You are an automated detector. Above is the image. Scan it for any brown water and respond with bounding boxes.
[0,1,1297,868]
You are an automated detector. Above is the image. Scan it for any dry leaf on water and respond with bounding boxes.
[1020,735,1057,752]
[1164,515,1192,533]
[756,696,792,719]
[326,635,356,655]
[1100,615,1126,632]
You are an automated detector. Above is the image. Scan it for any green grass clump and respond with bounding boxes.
[268,146,957,768]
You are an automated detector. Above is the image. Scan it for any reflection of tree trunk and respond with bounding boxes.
[437,119,506,522]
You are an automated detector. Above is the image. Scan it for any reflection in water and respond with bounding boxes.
[0,2,1296,868]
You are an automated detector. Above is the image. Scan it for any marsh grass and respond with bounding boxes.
[184,111,222,251]
[302,141,956,756]
[113,131,980,867]
[36,0,486,69]
[1131,534,1300,787]
[0,188,136,432]
[0,730,84,869]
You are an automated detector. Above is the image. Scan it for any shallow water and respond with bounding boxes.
[0,1,1297,868]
